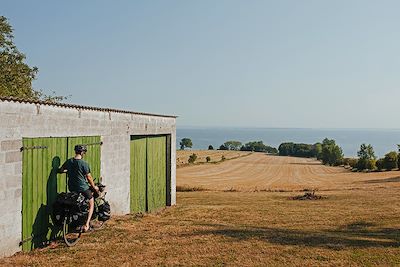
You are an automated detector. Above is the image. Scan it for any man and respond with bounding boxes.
[59,145,99,232]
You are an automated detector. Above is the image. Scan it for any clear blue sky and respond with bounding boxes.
[3,1,400,128]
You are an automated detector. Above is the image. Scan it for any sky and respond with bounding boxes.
[2,0,400,128]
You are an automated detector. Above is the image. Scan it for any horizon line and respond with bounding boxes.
[177,125,400,131]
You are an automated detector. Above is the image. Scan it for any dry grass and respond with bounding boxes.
[3,154,400,266]
[176,150,252,167]
[3,189,400,266]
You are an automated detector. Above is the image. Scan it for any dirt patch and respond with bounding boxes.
[291,190,326,200]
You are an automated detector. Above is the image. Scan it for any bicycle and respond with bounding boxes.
[55,182,110,247]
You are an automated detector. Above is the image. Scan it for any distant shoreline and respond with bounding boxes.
[177,127,400,158]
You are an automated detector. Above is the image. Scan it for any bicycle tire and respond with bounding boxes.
[63,217,82,247]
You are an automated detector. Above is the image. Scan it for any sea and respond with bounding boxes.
[176,127,400,158]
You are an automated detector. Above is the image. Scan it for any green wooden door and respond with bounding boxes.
[22,136,101,251]
[22,137,67,251]
[130,137,147,213]
[67,136,101,183]
[130,135,168,213]
[147,136,167,212]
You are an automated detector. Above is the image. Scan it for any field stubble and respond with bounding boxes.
[177,153,400,192]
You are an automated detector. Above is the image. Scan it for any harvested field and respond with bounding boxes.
[177,153,400,191]
[3,152,400,266]
[176,150,252,167]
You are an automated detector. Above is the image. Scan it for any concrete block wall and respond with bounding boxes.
[0,139,22,257]
[0,99,176,257]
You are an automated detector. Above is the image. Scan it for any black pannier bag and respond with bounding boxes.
[53,192,89,226]
[97,200,111,221]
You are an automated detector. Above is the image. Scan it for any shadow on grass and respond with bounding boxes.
[183,221,400,249]
[364,176,400,184]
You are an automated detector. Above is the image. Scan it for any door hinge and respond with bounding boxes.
[20,145,48,152]
[19,236,33,246]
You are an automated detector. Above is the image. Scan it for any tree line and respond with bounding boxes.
[278,138,343,166]
[218,140,278,153]
[344,144,400,172]
[278,138,400,172]
[179,138,278,153]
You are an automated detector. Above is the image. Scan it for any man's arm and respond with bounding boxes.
[58,162,68,174]
[86,173,99,192]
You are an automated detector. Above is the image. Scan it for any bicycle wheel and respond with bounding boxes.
[63,217,82,247]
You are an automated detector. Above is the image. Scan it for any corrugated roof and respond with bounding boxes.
[0,96,177,118]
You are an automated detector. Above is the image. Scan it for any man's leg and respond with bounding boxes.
[85,197,94,231]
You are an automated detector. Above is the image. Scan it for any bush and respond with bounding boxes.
[206,156,211,162]
[188,153,197,164]
[366,159,376,170]
[383,151,398,170]
[376,158,384,171]
[357,159,376,171]
[348,158,358,168]
[208,145,214,150]
[335,158,344,166]
[343,158,358,168]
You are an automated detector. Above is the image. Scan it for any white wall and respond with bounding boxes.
[0,99,176,257]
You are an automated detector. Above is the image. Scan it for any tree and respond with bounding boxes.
[320,138,344,166]
[278,142,294,156]
[357,144,376,161]
[0,16,65,102]
[357,144,376,170]
[242,141,276,153]
[223,140,242,151]
[208,145,214,150]
[218,144,228,150]
[180,138,192,150]
[383,151,398,170]
[314,143,323,160]
[278,142,321,158]
[398,144,400,168]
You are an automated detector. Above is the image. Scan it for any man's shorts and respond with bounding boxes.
[80,189,93,200]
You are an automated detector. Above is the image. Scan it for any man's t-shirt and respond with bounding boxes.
[63,158,91,192]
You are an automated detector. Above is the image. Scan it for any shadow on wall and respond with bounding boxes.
[31,157,62,249]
